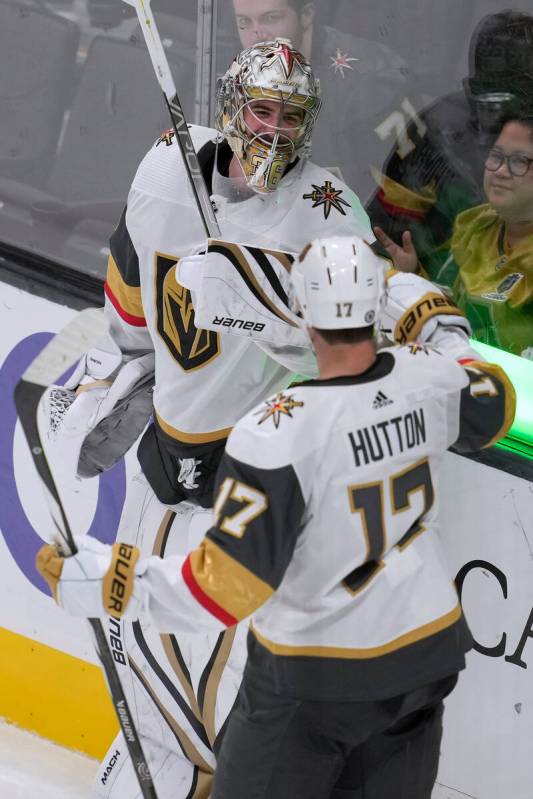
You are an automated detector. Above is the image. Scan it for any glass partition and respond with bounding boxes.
[0,0,198,279]
[0,0,532,453]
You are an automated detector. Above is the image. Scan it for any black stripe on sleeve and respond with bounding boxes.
[451,362,516,453]
[207,453,306,590]
[109,205,141,286]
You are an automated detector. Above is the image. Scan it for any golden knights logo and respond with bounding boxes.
[408,343,430,356]
[156,128,175,147]
[155,254,220,371]
[255,392,304,428]
[303,180,351,219]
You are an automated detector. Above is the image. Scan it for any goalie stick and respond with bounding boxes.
[14,309,159,799]
[123,0,221,239]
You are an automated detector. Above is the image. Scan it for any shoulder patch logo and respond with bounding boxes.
[408,343,430,356]
[255,392,304,428]
[156,128,175,147]
[303,180,351,219]
[372,391,393,409]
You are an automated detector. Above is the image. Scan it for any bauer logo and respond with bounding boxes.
[109,616,126,665]
[212,316,265,332]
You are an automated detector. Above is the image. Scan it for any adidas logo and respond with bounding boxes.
[372,391,393,409]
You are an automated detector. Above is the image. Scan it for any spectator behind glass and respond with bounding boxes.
[229,0,409,200]
[367,10,533,282]
[376,117,533,359]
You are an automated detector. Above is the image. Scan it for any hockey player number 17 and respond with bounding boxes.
[344,458,434,595]
[214,477,268,538]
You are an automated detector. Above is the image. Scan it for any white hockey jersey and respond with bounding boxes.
[103,125,372,449]
[137,346,515,700]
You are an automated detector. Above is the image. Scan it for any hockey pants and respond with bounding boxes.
[213,673,458,799]
[93,471,248,799]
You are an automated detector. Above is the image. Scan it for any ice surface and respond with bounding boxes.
[0,718,463,798]
[0,720,97,799]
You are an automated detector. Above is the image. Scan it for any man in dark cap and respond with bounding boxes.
[367,10,533,281]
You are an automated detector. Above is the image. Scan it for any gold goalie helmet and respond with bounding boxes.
[215,38,321,193]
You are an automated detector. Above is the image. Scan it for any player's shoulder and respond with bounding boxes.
[293,160,373,239]
[226,385,319,469]
[390,343,467,393]
[130,124,217,197]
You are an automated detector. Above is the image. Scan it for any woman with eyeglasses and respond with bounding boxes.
[375,116,533,358]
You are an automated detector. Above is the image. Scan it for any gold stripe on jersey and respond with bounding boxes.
[155,410,232,444]
[394,292,463,344]
[218,241,299,328]
[189,539,274,621]
[251,602,462,659]
[466,361,516,448]
[129,656,214,778]
[106,255,144,319]
[201,626,237,746]
[371,168,436,214]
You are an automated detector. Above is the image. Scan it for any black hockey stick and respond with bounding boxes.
[123,0,221,239]
[14,309,159,799]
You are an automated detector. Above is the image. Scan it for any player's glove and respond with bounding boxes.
[380,271,473,358]
[38,339,154,478]
[36,537,143,619]
[176,240,310,348]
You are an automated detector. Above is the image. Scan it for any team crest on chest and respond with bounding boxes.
[256,392,304,428]
[303,180,351,219]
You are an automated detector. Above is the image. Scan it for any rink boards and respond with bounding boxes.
[1,281,533,797]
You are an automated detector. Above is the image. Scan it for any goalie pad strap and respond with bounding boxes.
[102,543,140,618]
[394,292,463,344]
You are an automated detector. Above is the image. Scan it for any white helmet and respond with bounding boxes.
[215,38,321,193]
[290,236,387,329]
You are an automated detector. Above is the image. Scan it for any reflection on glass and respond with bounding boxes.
[368,8,533,359]
[0,0,196,279]
[450,118,533,358]
[368,9,533,277]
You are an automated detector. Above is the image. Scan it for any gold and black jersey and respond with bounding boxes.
[174,346,515,701]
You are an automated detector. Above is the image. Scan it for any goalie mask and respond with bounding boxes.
[215,38,321,193]
[290,236,387,330]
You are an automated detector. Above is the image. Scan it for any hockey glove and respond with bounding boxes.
[381,271,474,358]
[36,537,143,619]
[38,341,155,478]
[176,240,311,348]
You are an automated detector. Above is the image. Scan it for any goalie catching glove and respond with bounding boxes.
[39,336,155,478]
[37,537,144,619]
